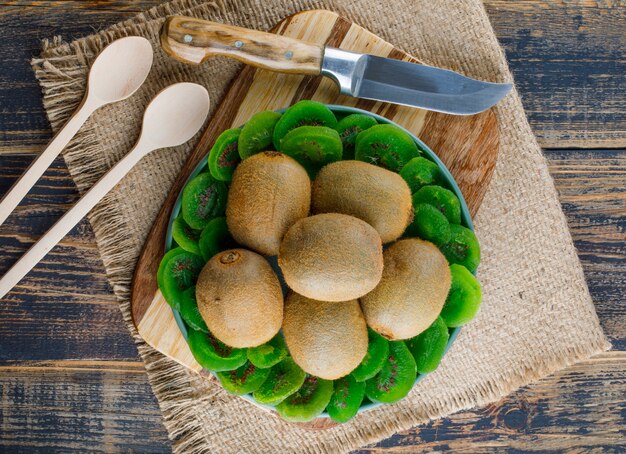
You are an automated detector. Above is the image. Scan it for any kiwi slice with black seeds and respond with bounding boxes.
[406,316,449,374]
[216,361,271,395]
[440,264,482,327]
[278,125,343,177]
[239,110,282,159]
[252,357,306,406]
[275,375,334,422]
[187,328,247,372]
[351,328,389,382]
[181,172,228,230]
[335,114,377,159]
[365,341,417,404]
[272,100,337,149]
[247,333,288,369]
[326,374,366,423]
[208,128,241,182]
[355,124,419,172]
[157,247,204,311]
[171,216,202,255]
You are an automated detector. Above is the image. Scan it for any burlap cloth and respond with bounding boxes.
[31,0,610,451]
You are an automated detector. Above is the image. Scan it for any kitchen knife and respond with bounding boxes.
[161,16,512,115]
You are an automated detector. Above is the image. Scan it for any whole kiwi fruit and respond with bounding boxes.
[278,213,383,302]
[312,160,413,243]
[282,292,368,380]
[196,248,283,348]
[360,238,451,340]
[226,151,310,256]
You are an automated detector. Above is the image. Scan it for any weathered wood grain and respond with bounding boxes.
[0,360,171,452]
[0,0,623,452]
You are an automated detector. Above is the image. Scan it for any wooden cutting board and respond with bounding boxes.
[131,9,499,376]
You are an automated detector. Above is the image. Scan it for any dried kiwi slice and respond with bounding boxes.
[276,375,333,422]
[365,341,417,404]
[355,124,419,172]
[335,113,377,159]
[171,216,202,255]
[247,333,288,369]
[412,185,461,225]
[181,172,228,230]
[216,361,271,395]
[208,128,241,182]
[157,247,204,311]
[179,286,208,333]
[406,203,452,246]
[253,357,306,406]
[400,157,441,193]
[439,224,481,273]
[239,110,282,159]
[272,100,337,149]
[187,328,247,372]
[351,328,389,382]
[440,264,482,327]
[406,316,449,374]
[198,217,234,261]
[326,374,366,423]
[279,125,343,176]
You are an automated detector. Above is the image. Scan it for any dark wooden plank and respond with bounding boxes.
[362,352,626,452]
[0,360,171,452]
[484,0,626,148]
[0,153,141,361]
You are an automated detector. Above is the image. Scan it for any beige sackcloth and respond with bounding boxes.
[32,0,610,451]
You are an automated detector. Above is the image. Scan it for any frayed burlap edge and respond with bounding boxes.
[31,0,610,452]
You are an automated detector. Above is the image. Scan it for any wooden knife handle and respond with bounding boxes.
[161,16,323,75]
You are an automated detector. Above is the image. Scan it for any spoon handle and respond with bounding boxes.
[0,97,99,227]
[0,143,148,300]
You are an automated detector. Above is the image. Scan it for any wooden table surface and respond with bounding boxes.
[0,1,624,452]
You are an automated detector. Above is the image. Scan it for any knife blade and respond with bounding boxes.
[161,16,512,115]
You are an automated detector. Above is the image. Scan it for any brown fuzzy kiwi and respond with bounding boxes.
[312,160,413,243]
[283,292,368,380]
[360,238,451,340]
[278,213,383,302]
[196,248,283,348]
[226,152,310,256]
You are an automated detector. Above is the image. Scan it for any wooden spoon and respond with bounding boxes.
[0,36,154,227]
[0,83,210,300]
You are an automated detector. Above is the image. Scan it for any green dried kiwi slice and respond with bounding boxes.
[400,156,442,193]
[216,361,271,395]
[171,216,202,255]
[276,375,334,422]
[355,124,419,172]
[272,100,337,149]
[239,110,282,159]
[326,374,366,423]
[157,247,204,311]
[411,185,461,225]
[181,172,227,230]
[179,286,208,333]
[334,114,377,159]
[198,217,235,261]
[365,341,417,404]
[441,264,482,327]
[406,316,450,374]
[187,328,247,372]
[208,128,241,182]
[279,125,343,176]
[351,328,389,382]
[253,357,306,406]
[406,203,452,246]
[439,224,481,273]
[247,333,288,369]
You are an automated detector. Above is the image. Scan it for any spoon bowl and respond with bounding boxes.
[139,83,211,150]
[88,36,154,104]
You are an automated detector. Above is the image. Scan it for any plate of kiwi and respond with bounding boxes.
[156,100,482,423]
